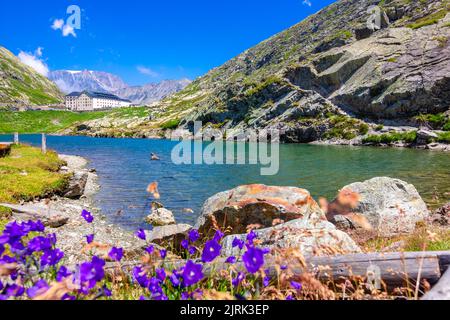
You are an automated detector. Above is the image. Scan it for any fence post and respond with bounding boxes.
[41,133,47,154]
[13,132,19,145]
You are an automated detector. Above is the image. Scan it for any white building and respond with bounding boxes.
[65,91,131,111]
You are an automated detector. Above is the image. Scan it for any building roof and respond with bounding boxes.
[66,91,131,103]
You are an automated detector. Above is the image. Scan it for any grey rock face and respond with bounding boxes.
[152,0,450,144]
[416,129,438,145]
[221,218,361,257]
[147,224,192,245]
[330,177,430,237]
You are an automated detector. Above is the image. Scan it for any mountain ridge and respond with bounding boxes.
[48,70,191,105]
[0,47,64,106]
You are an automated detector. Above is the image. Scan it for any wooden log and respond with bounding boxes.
[105,251,449,288]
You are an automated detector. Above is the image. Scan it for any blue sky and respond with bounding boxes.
[0,0,336,85]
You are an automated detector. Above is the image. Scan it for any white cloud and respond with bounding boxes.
[18,50,49,77]
[51,19,64,30]
[302,0,312,6]
[51,18,77,37]
[137,66,159,77]
[35,47,43,57]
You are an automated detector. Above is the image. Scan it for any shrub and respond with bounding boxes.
[407,9,447,29]
[160,119,181,130]
[363,131,417,144]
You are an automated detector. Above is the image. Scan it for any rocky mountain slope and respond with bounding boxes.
[0,47,64,106]
[114,79,192,105]
[149,0,450,143]
[49,70,191,105]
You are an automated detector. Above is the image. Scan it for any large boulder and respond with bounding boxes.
[147,224,192,245]
[221,218,361,257]
[146,208,176,226]
[328,177,429,237]
[194,184,326,237]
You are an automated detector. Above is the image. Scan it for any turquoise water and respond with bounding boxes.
[1,134,449,231]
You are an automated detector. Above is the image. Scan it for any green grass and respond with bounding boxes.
[415,113,449,130]
[244,76,286,97]
[160,119,181,130]
[437,131,450,143]
[0,110,109,134]
[407,9,448,29]
[364,226,450,252]
[0,144,69,203]
[323,116,369,140]
[363,131,417,144]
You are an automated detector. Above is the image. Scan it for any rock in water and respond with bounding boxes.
[194,184,326,237]
[221,218,361,257]
[146,208,176,226]
[328,177,429,237]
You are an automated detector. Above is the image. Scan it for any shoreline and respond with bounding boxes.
[2,152,147,264]
[9,131,449,152]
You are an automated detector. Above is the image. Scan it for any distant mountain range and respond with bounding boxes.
[48,70,191,105]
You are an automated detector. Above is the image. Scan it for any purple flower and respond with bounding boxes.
[133,266,149,288]
[86,234,95,244]
[56,266,72,282]
[225,256,237,264]
[135,229,146,241]
[286,295,295,301]
[148,277,163,295]
[263,275,271,287]
[201,240,222,263]
[188,229,200,243]
[155,268,166,282]
[280,265,288,270]
[79,256,105,290]
[290,281,302,290]
[5,284,24,297]
[188,246,197,255]
[108,247,123,262]
[181,239,189,249]
[41,248,64,267]
[81,210,94,224]
[62,294,76,301]
[27,236,52,253]
[0,244,4,256]
[213,230,224,242]
[232,238,245,250]
[27,280,49,298]
[145,245,155,255]
[102,285,112,297]
[242,247,265,274]
[160,249,167,259]
[232,272,245,287]
[247,230,258,244]
[170,271,181,287]
[182,260,204,287]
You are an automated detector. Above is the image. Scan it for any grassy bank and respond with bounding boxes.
[0,107,151,134]
[0,110,108,133]
[0,144,69,204]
